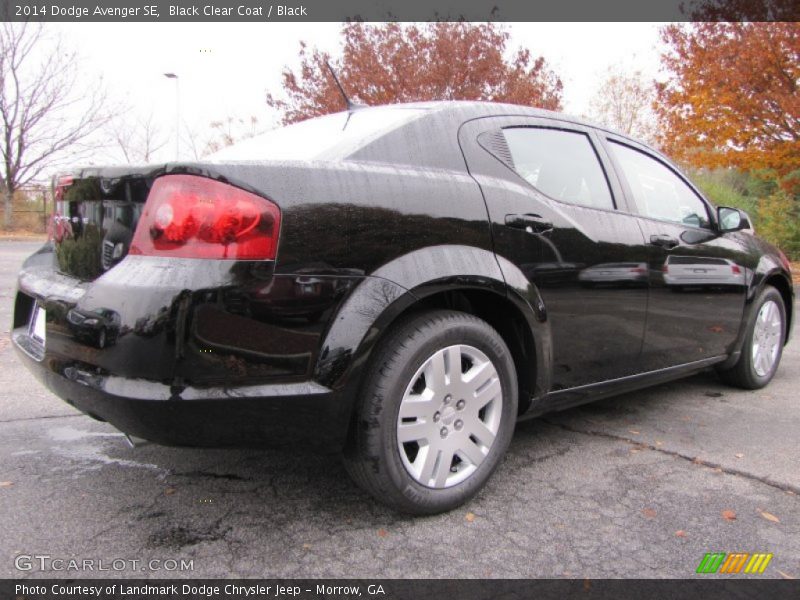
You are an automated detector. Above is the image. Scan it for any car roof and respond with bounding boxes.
[360,100,635,142]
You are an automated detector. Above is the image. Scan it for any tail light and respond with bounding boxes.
[130,175,280,260]
[630,266,646,274]
[731,264,742,275]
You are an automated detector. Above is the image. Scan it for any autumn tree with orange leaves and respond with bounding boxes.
[656,22,800,258]
[655,22,799,186]
[267,22,563,125]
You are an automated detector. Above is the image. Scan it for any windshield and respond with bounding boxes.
[208,106,429,162]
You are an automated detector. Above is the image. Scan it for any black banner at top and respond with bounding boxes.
[1,0,798,22]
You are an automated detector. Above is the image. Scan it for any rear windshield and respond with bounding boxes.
[208,107,428,161]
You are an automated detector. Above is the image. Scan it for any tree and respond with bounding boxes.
[0,23,110,229]
[587,65,657,144]
[204,115,259,154]
[110,112,167,164]
[655,23,799,185]
[267,22,563,125]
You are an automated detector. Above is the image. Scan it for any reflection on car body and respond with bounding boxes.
[66,307,122,348]
[578,262,648,287]
[663,255,746,289]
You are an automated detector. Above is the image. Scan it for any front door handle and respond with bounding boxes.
[505,213,553,233]
[649,234,679,249]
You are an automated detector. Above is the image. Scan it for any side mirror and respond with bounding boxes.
[717,206,751,233]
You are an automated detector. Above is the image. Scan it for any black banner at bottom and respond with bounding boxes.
[4,579,799,600]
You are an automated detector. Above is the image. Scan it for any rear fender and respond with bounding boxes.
[316,245,551,430]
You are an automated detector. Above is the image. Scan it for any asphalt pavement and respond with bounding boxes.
[1,239,798,579]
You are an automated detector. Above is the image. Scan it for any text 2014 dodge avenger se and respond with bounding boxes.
[13,103,794,514]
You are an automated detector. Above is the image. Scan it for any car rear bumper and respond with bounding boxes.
[12,326,345,449]
[12,247,362,449]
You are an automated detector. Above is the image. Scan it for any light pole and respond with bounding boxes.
[164,73,180,160]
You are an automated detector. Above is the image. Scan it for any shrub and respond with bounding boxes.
[757,192,800,260]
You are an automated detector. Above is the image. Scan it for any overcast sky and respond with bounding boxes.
[49,22,665,164]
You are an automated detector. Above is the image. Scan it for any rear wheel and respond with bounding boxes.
[717,285,786,389]
[343,310,518,514]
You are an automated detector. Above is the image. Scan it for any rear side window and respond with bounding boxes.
[502,128,614,210]
[608,141,710,228]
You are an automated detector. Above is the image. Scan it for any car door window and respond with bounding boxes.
[608,141,710,228]
[503,128,614,210]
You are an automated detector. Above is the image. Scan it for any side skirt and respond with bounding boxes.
[522,355,728,419]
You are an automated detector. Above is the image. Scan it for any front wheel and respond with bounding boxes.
[717,285,786,389]
[343,310,518,514]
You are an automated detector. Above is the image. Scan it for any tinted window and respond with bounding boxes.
[503,128,614,210]
[608,141,710,228]
[208,107,428,161]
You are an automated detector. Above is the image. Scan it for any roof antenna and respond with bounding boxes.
[325,61,365,112]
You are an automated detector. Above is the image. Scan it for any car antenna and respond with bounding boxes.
[325,61,365,113]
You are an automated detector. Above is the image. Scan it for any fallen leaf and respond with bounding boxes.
[165,487,176,495]
[465,512,476,523]
[692,457,705,465]
[302,543,311,550]
[377,528,388,537]
[713,468,723,473]
[675,530,687,538]
[655,440,664,447]
[735,453,744,459]
[760,511,780,523]
[776,570,795,580]
[721,509,737,521]
[642,508,657,518]
[628,430,640,435]
[0,482,13,488]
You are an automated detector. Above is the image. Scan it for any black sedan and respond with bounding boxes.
[13,102,794,514]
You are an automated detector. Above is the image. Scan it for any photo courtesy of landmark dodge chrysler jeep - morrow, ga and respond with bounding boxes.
[13,102,794,514]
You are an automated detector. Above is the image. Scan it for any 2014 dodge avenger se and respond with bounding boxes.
[12,102,794,514]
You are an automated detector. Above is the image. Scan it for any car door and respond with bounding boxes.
[459,116,650,391]
[601,136,749,371]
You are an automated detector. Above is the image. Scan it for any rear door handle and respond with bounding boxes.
[649,234,679,249]
[505,213,553,233]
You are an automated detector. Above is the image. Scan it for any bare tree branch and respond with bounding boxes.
[1,22,111,228]
[587,64,658,146]
[110,111,168,164]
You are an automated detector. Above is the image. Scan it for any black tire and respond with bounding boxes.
[716,285,786,390]
[343,310,518,515]
[97,328,107,349]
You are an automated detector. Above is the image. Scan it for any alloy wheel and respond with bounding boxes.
[752,299,782,377]
[396,344,502,489]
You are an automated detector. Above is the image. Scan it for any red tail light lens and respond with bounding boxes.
[731,264,742,275]
[130,175,280,260]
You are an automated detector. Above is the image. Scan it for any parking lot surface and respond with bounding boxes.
[1,239,798,578]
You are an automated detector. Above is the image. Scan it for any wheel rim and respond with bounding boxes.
[752,299,782,377]
[396,344,503,489]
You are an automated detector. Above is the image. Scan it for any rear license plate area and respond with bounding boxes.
[28,303,46,348]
